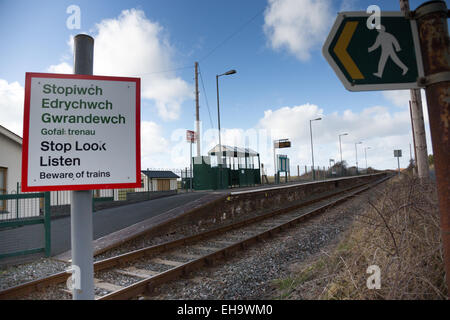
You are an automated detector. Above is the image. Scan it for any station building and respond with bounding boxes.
[0,125,22,198]
[192,145,261,190]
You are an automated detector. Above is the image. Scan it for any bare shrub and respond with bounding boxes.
[321,174,446,299]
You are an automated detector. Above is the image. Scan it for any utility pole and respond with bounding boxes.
[71,34,95,300]
[195,62,201,157]
[399,0,429,179]
[190,139,193,192]
[409,101,418,175]
[415,0,450,297]
[310,121,315,180]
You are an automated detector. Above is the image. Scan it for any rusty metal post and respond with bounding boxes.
[415,0,450,297]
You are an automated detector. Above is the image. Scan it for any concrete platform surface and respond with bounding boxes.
[0,192,208,264]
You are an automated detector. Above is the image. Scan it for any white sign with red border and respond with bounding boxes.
[21,73,141,192]
[186,130,196,143]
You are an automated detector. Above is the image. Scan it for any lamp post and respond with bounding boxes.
[309,117,322,180]
[364,146,371,172]
[355,141,362,175]
[216,69,236,188]
[338,133,348,164]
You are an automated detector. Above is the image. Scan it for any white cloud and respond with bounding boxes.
[48,9,192,121]
[92,9,192,121]
[263,0,333,61]
[0,79,24,136]
[47,62,72,74]
[252,103,417,173]
[381,89,433,155]
[339,0,359,11]
[382,90,411,108]
[140,121,170,169]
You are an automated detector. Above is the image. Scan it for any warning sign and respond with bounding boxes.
[21,73,141,191]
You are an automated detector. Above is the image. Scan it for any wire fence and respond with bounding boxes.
[0,166,375,221]
[0,191,43,221]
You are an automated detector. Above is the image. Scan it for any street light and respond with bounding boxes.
[364,146,371,172]
[338,133,348,164]
[216,69,237,188]
[355,141,362,175]
[310,117,322,180]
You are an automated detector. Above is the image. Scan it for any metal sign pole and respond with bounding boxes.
[190,140,193,192]
[415,0,450,296]
[71,34,95,300]
[273,141,277,184]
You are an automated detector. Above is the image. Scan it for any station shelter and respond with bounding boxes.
[192,145,261,190]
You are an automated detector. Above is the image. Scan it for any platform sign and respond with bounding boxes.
[274,139,291,149]
[21,73,141,192]
[186,130,196,143]
[277,155,289,172]
[323,11,424,91]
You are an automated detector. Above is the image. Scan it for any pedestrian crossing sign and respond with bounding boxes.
[323,11,424,91]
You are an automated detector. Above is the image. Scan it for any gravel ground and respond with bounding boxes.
[96,270,142,288]
[0,258,69,291]
[145,182,387,300]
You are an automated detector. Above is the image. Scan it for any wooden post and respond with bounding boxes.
[399,0,429,179]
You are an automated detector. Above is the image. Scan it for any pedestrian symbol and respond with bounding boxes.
[323,11,424,91]
[368,25,408,78]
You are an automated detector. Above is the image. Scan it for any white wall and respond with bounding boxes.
[0,133,22,194]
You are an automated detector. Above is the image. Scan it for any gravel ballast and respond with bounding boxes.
[0,179,386,298]
[147,183,386,300]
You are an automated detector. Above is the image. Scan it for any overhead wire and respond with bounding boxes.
[198,5,267,62]
[198,63,214,129]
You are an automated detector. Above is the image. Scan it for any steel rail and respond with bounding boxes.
[100,175,391,300]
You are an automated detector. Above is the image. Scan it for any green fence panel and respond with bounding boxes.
[0,191,51,259]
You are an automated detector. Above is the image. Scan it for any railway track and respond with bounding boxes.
[0,175,390,300]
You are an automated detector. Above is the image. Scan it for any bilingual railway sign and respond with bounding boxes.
[22,72,141,192]
[323,11,424,91]
[186,130,196,143]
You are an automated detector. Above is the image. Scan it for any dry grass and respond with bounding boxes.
[276,173,447,300]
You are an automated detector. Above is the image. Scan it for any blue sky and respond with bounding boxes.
[0,0,435,172]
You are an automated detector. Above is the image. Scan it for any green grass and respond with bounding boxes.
[273,258,327,299]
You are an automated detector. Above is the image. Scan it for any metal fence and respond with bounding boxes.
[0,192,51,259]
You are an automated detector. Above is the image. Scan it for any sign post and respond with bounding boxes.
[324,1,450,297]
[21,35,141,299]
[186,130,196,192]
[273,139,291,184]
[415,1,450,295]
[394,149,402,176]
[323,11,423,91]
